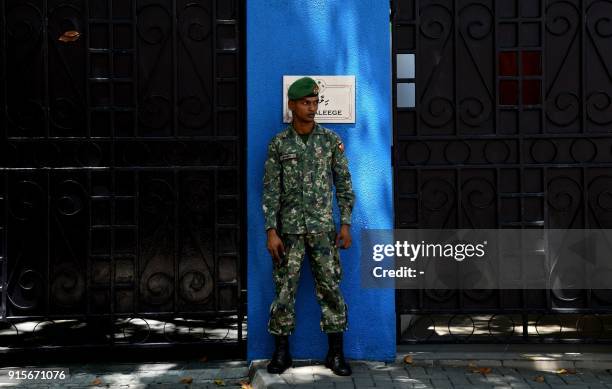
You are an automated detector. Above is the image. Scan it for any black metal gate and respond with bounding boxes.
[392,0,612,343]
[0,0,245,353]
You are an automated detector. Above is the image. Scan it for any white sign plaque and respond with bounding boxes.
[283,75,355,124]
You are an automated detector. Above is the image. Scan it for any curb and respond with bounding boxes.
[394,349,612,371]
[251,369,286,389]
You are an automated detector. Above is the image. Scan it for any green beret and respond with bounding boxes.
[288,77,319,100]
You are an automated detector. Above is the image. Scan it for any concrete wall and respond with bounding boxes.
[247,0,395,361]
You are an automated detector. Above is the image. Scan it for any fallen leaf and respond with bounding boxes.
[59,30,80,42]
[239,381,252,389]
[403,355,413,364]
[179,376,193,384]
[556,368,576,375]
[475,367,492,375]
[90,377,103,386]
[214,378,225,386]
[534,375,545,383]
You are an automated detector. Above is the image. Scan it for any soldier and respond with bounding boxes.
[262,77,355,376]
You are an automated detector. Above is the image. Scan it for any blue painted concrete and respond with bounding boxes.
[247,1,394,362]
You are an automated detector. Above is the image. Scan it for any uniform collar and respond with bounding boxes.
[288,122,323,137]
[287,122,322,151]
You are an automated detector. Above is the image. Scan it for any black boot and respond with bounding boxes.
[325,332,352,376]
[267,335,292,374]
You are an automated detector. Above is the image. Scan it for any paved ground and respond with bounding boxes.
[0,345,611,388]
[0,361,250,388]
[251,361,612,388]
[250,344,612,389]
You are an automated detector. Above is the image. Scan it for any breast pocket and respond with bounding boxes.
[280,154,300,192]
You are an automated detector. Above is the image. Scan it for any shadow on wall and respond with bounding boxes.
[284,0,394,227]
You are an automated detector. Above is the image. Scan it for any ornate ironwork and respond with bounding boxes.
[393,0,612,343]
[0,0,244,352]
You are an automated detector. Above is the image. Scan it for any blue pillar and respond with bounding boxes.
[247,0,394,361]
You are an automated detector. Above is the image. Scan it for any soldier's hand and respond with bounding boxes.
[335,224,352,249]
[267,229,285,265]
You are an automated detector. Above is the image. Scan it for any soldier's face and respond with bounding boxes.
[289,96,319,123]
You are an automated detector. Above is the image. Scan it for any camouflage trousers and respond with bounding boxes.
[268,231,347,335]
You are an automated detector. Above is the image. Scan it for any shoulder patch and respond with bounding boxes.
[338,142,345,153]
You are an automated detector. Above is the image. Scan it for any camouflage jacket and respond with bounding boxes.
[262,123,354,234]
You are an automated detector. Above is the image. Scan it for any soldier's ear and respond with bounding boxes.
[288,99,296,111]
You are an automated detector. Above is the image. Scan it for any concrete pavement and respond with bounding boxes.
[250,344,612,389]
[0,344,611,388]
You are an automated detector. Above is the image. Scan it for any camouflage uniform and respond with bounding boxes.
[263,123,354,335]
